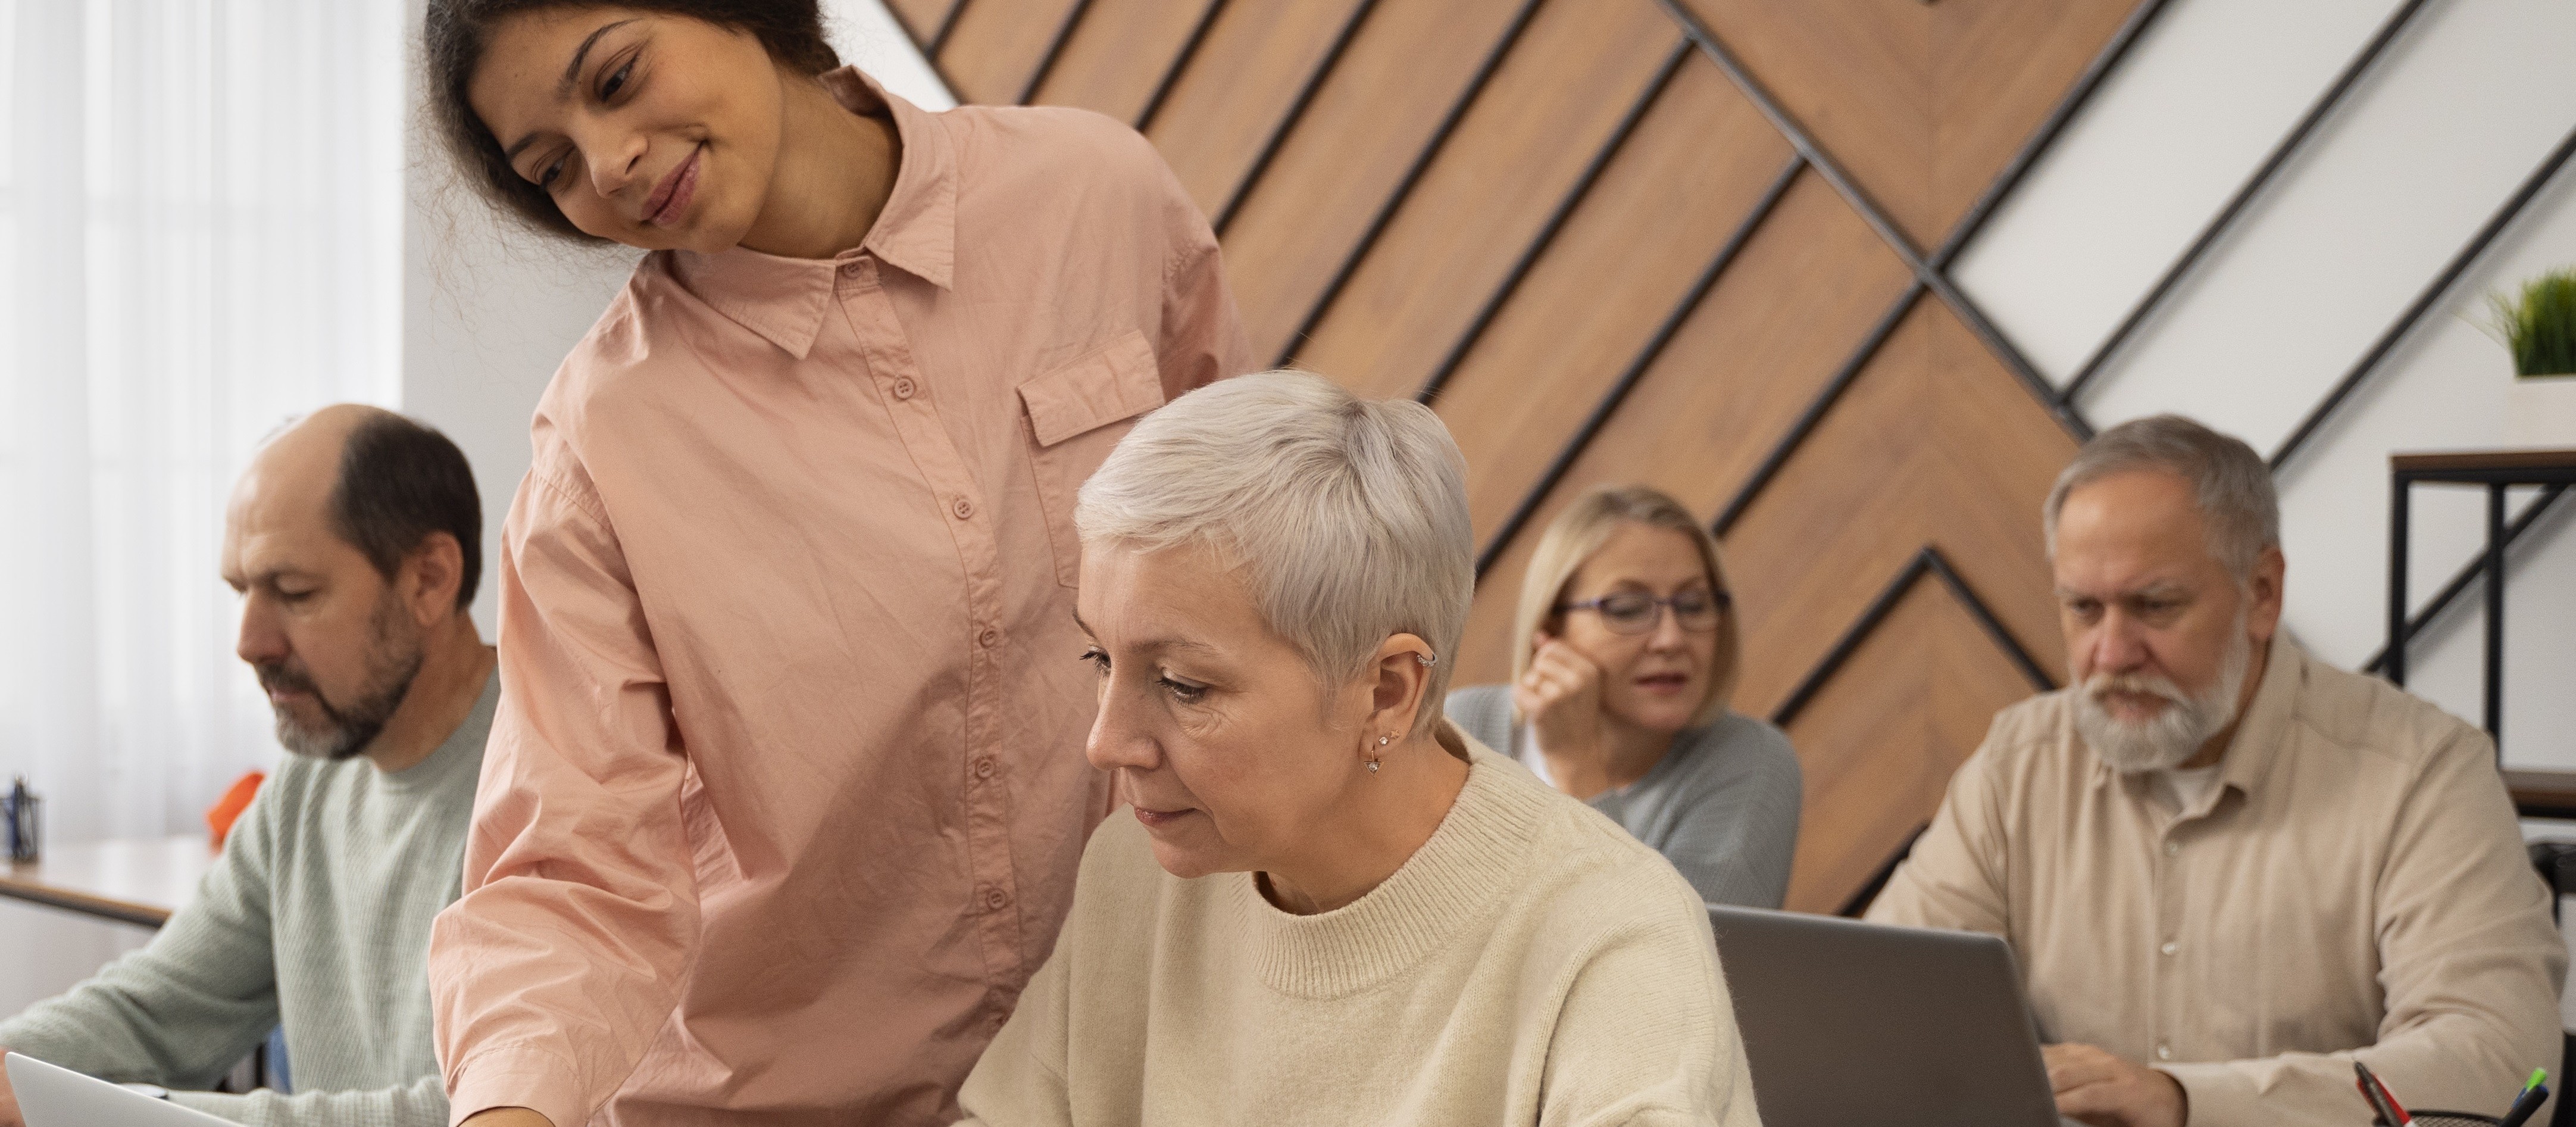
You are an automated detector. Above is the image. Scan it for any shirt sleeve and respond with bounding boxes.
[170,1073,447,1127]
[1541,906,1755,1127]
[428,465,697,1127]
[2161,727,2566,1127]
[1624,725,1802,910]
[0,781,282,1088]
[1862,730,2014,936]
[1156,183,1251,398]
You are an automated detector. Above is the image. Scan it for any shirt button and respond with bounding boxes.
[977,626,999,648]
[2164,841,2180,856]
[838,260,864,277]
[2160,941,2178,956]
[951,497,975,521]
[973,757,996,780]
[892,377,917,400]
[2156,1045,2173,1061]
[984,886,1010,911]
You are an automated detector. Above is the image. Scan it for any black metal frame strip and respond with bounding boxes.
[1209,0,1385,237]
[2270,123,2576,472]
[881,0,967,106]
[2059,0,2431,407]
[1835,823,1927,918]
[1472,153,1803,576]
[1937,0,2175,268]
[1713,285,1921,535]
[882,0,932,49]
[1015,0,1098,107]
[1771,547,2055,728]
[2365,484,2568,674]
[1134,0,1230,132]
[1409,39,1707,403]
[1706,0,2170,538]
[1268,0,1561,371]
[929,0,970,63]
[1652,0,2091,442]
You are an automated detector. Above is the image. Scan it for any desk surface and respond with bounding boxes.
[2513,769,2576,820]
[0,836,212,928]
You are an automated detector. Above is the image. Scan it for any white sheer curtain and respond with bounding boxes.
[0,1,404,846]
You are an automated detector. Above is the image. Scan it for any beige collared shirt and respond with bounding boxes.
[1870,638,2564,1126]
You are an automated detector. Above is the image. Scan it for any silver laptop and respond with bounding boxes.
[6,1053,233,1126]
[1708,906,2082,1127]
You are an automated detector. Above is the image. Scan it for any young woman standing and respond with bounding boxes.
[417,5,1247,1125]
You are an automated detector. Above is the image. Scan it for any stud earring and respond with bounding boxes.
[1365,758,1380,774]
[1368,733,1390,774]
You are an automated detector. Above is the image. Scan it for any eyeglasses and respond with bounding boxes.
[1555,589,1730,636]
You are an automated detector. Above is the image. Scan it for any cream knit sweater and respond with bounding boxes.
[956,733,1760,1126]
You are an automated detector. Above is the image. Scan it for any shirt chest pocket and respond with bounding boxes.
[1019,329,1164,588]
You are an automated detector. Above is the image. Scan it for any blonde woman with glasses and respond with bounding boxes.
[1446,486,1801,909]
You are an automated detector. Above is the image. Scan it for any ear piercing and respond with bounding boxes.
[1367,733,1390,773]
[1416,653,1437,667]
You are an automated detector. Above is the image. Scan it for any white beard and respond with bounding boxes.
[2072,622,2252,774]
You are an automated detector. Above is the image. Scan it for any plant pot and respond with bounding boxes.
[2506,373,2576,449]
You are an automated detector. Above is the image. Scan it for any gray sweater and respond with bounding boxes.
[0,673,496,1127]
[1445,683,1800,909]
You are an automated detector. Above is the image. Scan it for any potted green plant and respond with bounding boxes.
[2490,267,2576,447]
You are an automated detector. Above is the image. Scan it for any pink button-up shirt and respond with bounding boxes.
[429,70,1248,1127]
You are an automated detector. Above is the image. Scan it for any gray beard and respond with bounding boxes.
[2072,622,2252,774]
[265,591,425,761]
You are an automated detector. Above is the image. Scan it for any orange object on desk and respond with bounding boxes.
[207,771,264,849]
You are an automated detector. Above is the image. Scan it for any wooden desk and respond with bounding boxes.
[2512,769,2576,822]
[0,836,212,928]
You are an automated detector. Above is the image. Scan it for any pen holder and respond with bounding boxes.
[3,788,37,863]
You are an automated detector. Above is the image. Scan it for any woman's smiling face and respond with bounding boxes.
[1076,539,1376,882]
[467,8,787,253]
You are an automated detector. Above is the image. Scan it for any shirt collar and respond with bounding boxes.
[2211,633,2305,800]
[2092,632,2306,811]
[664,67,957,359]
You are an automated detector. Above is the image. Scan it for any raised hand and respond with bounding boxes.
[1516,633,1612,799]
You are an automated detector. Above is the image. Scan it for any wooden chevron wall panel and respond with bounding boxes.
[893,0,2154,913]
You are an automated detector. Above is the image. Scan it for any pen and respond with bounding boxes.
[2355,1060,2411,1126]
[4,776,24,860]
[2498,1068,2549,1127]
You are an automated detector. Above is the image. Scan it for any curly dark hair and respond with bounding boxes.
[424,1,842,242]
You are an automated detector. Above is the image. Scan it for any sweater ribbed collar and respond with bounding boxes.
[1227,733,1549,999]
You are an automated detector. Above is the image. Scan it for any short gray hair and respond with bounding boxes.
[2044,414,2279,576]
[1076,370,1473,736]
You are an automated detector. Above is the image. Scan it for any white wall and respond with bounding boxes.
[400,0,953,636]
[2,0,958,1038]
[1957,0,2576,769]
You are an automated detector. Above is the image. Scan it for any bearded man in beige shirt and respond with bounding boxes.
[1868,414,2564,1127]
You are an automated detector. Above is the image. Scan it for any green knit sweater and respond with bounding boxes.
[0,674,494,1127]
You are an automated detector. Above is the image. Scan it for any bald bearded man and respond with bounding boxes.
[0,406,496,1127]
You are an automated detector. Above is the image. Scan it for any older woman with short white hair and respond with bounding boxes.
[953,371,1758,1126]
